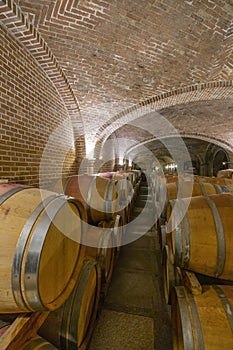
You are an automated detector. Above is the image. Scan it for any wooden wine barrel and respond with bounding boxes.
[165,175,179,183]
[161,180,222,221]
[113,214,123,254]
[98,215,123,255]
[162,245,182,304]
[117,171,136,187]
[116,171,134,196]
[38,258,101,350]
[20,336,58,349]
[167,193,233,280]
[193,175,213,183]
[159,225,174,265]
[115,206,127,234]
[133,180,140,198]
[97,173,130,220]
[133,169,142,181]
[0,183,86,313]
[61,174,118,224]
[130,170,140,187]
[207,177,233,193]
[172,285,233,349]
[195,175,233,188]
[154,176,167,208]
[217,169,233,179]
[84,226,115,284]
[110,175,132,226]
[97,171,115,179]
[166,180,223,201]
[114,173,132,203]
[124,203,130,225]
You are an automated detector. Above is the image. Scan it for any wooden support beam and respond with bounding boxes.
[181,269,202,295]
[0,312,49,350]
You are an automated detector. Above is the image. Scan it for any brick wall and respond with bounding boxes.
[0,23,78,186]
[1,0,232,181]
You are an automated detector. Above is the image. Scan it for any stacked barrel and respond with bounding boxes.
[54,171,141,286]
[217,168,233,179]
[97,169,142,231]
[0,170,142,350]
[156,174,233,349]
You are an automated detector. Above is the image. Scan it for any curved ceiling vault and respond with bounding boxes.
[10,0,233,155]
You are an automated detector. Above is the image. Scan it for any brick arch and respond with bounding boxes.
[94,82,233,158]
[204,142,230,176]
[125,133,233,159]
[123,133,233,176]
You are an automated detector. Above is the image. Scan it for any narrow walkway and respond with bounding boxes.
[88,183,173,350]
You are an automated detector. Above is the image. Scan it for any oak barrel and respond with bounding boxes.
[39,258,101,350]
[20,336,58,349]
[116,171,134,200]
[193,175,214,183]
[172,285,233,349]
[113,174,131,203]
[96,173,131,220]
[162,245,181,304]
[61,174,118,224]
[217,169,233,179]
[97,172,115,179]
[0,183,86,313]
[208,177,233,192]
[117,171,135,187]
[161,180,222,220]
[98,215,123,254]
[166,180,222,201]
[167,193,233,280]
[159,224,168,253]
[84,226,115,284]
[165,175,179,183]
[195,174,233,187]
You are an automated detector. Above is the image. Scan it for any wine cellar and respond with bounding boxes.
[0,0,233,349]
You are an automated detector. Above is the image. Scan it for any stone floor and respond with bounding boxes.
[88,185,173,350]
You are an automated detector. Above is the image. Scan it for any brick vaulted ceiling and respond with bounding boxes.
[5,0,233,155]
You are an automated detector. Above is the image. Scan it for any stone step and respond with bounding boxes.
[135,198,152,206]
[139,186,148,194]
[138,194,152,201]
[133,206,152,213]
